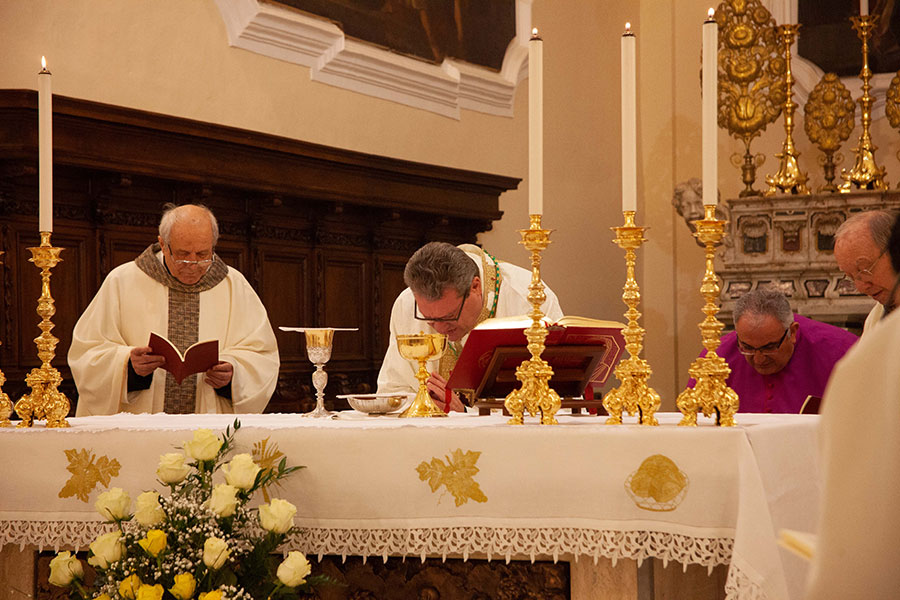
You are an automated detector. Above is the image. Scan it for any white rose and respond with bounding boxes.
[87,531,125,569]
[134,491,166,526]
[48,551,84,586]
[207,484,238,517]
[276,551,312,587]
[202,536,230,570]
[222,453,261,490]
[183,429,223,461]
[156,453,190,484]
[94,487,131,521]
[258,498,296,534]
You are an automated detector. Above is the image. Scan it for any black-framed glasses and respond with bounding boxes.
[414,286,470,323]
[737,327,789,356]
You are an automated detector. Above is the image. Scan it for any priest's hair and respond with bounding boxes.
[733,288,793,329]
[404,242,478,301]
[159,203,220,246]
[834,209,897,251]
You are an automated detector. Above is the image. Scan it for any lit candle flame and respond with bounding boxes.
[532,27,539,37]
[41,56,47,70]
[625,22,632,34]
[708,7,715,18]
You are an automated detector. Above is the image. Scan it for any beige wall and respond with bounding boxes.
[3,0,891,408]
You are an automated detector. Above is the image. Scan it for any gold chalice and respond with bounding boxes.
[396,332,448,418]
[303,328,336,418]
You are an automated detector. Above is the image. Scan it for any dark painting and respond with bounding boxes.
[270,0,516,71]
[799,0,900,75]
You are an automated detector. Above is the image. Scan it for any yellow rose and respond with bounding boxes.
[222,453,261,490]
[183,429,223,461]
[119,574,142,599]
[47,551,83,587]
[207,483,238,517]
[136,584,164,600]
[276,551,312,587]
[157,453,190,484]
[137,529,167,557]
[134,491,166,526]
[258,498,296,534]
[198,591,223,600]
[202,537,230,570]
[94,487,131,521]
[168,573,197,600]
[87,531,125,569]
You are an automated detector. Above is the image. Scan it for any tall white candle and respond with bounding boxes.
[528,28,543,216]
[702,9,718,206]
[621,23,637,213]
[860,0,869,16]
[38,56,53,232]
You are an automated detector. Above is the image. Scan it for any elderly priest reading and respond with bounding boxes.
[68,204,279,416]
[690,288,857,413]
[377,242,563,412]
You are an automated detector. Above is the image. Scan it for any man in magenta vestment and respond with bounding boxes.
[691,289,858,413]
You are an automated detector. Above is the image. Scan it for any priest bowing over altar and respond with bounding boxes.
[377,242,563,412]
[68,204,279,416]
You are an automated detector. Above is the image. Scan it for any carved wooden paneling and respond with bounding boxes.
[0,90,517,414]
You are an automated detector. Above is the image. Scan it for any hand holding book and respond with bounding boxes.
[146,332,219,384]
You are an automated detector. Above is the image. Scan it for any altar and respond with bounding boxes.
[0,412,819,599]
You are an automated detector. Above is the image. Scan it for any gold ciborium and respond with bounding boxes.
[303,328,336,418]
[397,332,448,418]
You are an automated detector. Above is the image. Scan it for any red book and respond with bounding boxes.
[447,316,626,402]
[148,332,218,384]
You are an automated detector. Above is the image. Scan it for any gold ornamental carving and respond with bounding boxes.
[416,448,488,507]
[0,250,11,427]
[804,73,855,193]
[676,205,739,427]
[602,211,660,426]
[884,73,900,169]
[717,0,784,197]
[765,24,810,196]
[504,214,561,426]
[840,15,888,192]
[14,232,71,428]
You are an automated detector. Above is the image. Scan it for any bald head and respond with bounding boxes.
[158,204,219,285]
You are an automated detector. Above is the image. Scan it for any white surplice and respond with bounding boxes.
[377,249,563,395]
[68,258,279,416]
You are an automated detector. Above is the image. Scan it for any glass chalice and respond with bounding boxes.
[303,328,336,418]
[397,332,448,418]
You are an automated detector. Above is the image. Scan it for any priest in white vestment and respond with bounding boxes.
[68,204,279,416]
[377,242,562,411]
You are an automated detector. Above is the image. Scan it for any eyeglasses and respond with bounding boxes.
[845,250,885,284]
[414,286,470,323]
[164,244,214,267]
[737,327,789,356]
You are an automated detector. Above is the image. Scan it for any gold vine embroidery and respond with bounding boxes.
[58,448,121,503]
[417,449,487,507]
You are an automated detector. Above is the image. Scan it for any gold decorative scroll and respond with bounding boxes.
[804,73,855,193]
[717,0,784,197]
[884,72,900,167]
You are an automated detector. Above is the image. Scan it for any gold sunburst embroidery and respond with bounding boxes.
[625,454,689,512]
[416,448,487,507]
[58,448,121,503]
[252,437,285,502]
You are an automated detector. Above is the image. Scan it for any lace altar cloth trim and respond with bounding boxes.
[0,521,765,600]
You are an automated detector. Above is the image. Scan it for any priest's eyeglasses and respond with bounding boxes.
[164,243,214,267]
[737,327,788,356]
[845,250,885,284]
[414,287,470,323]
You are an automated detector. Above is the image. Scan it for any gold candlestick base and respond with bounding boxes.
[676,206,739,427]
[840,15,889,192]
[603,212,660,426]
[15,232,70,428]
[397,332,448,418]
[504,215,561,425]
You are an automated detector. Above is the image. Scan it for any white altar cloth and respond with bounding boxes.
[0,412,819,600]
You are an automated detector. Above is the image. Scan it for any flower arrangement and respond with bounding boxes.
[49,421,327,600]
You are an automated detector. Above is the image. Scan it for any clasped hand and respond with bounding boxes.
[426,372,466,413]
[129,346,233,388]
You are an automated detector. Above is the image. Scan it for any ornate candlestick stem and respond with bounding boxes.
[504,214,560,425]
[765,24,810,195]
[602,211,660,425]
[840,15,888,191]
[15,232,70,428]
[0,251,11,427]
[676,206,739,427]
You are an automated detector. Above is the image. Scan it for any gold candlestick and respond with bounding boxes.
[504,214,560,425]
[602,211,660,426]
[765,24,810,196]
[0,250,11,427]
[676,206,739,427]
[15,232,70,428]
[840,14,888,192]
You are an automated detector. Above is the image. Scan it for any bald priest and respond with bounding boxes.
[68,204,279,416]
